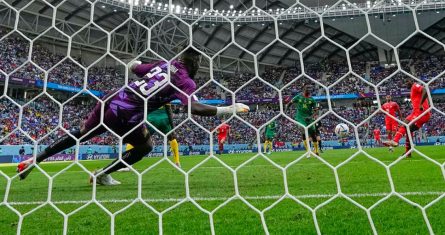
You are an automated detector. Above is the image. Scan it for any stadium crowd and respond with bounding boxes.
[2,33,444,97]
[2,97,445,148]
[1,33,445,148]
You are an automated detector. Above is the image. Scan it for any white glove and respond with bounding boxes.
[128,60,141,73]
[216,103,250,116]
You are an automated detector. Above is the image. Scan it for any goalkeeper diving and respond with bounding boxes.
[17,48,250,186]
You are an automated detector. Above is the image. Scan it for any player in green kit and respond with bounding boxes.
[125,104,181,167]
[286,85,320,156]
[264,120,276,155]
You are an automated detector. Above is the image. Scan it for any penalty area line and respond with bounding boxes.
[3,158,444,170]
[6,191,444,205]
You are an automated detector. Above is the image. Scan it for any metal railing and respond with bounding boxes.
[98,0,445,22]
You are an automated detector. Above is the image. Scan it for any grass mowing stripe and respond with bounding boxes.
[1,147,445,234]
[3,158,445,172]
[5,191,444,205]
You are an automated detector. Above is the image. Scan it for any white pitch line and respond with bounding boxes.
[1,157,445,169]
[6,191,444,206]
[2,158,444,173]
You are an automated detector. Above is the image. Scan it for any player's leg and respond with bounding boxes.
[219,138,225,155]
[301,132,311,158]
[265,136,272,154]
[103,137,153,174]
[150,117,180,167]
[403,132,414,158]
[386,113,429,148]
[117,143,135,172]
[298,118,311,157]
[316,135,323,153]
[309,127,319,156]
[263,137,269,154]
[168,133,180,167]
[118,125,155,172]
[387,131,394,152]
[268,138,273,154]
[398,123,419,158]
[17,102,106,180]
[92,126,153,185]
[389,121,398,152]
[403,113,431,158]
[384,114,413,147]
[384,124,407,147]
[301,133,308,151]
[387,130,393,141]
[218,137,226,155]
[386,120,393,140]
[153,117,180,166]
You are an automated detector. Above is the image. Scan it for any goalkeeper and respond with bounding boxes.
[17,48,250,186]
[285,84,320,156]
[124,104,181,168]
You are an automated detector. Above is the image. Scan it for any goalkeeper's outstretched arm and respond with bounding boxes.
[190,102,249,116]
[129,60,250,117]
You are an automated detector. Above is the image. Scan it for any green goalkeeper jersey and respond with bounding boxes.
[292,94,317,123]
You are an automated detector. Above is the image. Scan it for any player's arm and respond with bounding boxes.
[129,60,142,71]
[190,102,249,116]
[129,60,168,79]
[129,60,144,77]
[419,87,428,111]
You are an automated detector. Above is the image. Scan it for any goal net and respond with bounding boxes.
[1,0,445,234]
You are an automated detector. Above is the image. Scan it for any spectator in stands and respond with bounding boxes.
[19,146,25,155]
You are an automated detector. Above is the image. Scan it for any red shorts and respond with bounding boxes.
[406,111,431,128]
[385,119,398,132]
[218,136,227,145]
[374,136,381,141]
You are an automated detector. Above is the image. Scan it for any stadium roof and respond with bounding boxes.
[2,0,445,66]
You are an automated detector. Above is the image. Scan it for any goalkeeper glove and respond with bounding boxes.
[128,60,141,73]
[216,103,250,116]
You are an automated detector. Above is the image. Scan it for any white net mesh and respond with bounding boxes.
[1,0,445,234]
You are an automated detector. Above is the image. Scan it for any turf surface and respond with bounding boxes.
[1,145,445,234]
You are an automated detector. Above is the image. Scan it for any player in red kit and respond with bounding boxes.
[373,127,381,146]
[217,122,230,155]
[384,81,431,158]
[382,95,402,152]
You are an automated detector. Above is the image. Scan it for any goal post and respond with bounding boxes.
[0,0,445,234]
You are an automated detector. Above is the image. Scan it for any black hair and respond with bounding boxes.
[181,47,201,78]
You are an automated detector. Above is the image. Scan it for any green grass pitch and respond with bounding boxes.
[1,145,445,234]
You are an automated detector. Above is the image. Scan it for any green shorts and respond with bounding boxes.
[147,117,172,135]
[295,116,316,134]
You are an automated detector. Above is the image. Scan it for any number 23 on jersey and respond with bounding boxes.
[134,66,169,96]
